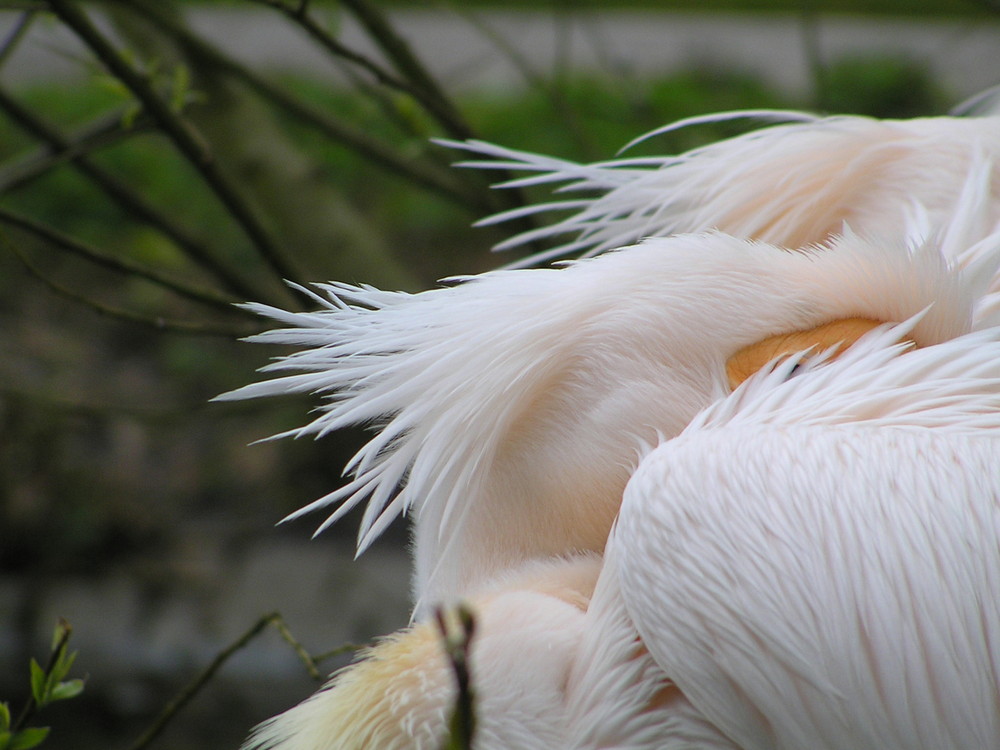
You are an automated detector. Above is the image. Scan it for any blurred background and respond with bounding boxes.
[0,1,997,748]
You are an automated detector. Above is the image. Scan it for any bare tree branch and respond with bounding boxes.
[335,0,546,234]
[454,7,600,159]
[0,208,251,312]
[126,613,274,750]
[47,0,306,297]
[311,641,367,665]
[0,8,38,67]
[118,0,483,212]
[7,234,253,336]
[9,247,253,337]
[0,87,274,302]
[0,101,154,193]
[246,0,422,98]
[340,0,475,142]
[125,612,363,750]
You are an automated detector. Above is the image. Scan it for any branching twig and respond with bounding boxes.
[246,0,489,172]
[0,105,155,193]
[126,613,271,750]
[47,0,305,296]
[455,7,599,159]
[0,207,246,312]
[119,0,480,211]
[311,641,367,665]
[126,612,362,750]
[0,9,38,68]
[12,619,74,732]
[0,87,272,302]
[9,240,254,337]
[340,0,475,142]
[247,0,423,98]
[338,0,544,232]
[270,615,324,681]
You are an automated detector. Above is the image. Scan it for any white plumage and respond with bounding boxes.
[449,112,1000,270]
[616,326,1000,749]
[225,108,1000,749]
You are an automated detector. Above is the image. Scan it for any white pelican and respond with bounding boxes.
[241,308,1000,750]
[222,209,998,610]
[612,322,1000,749]
[223,111,1000,749]
[449,110,1000,272]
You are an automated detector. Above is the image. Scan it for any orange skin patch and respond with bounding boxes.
[725,317,888,391]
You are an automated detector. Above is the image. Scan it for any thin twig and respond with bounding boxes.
[270,616,323,681]
[454,7,599,159]
[126,614,274,750]
[12,618,73,732]
[247,0,420,97]
[799,0,828,111]
[0,207,245,312]
[125,612,351,750]
[247,0,483,161]
[0,106,155,194]
[9,240,253,337]
[340,0,475,141]
[311,642,367,665]
[337,0,544,233]
[0,87,271,302]
[47,0,304,295]
[0,9,38,69]
[0,384,221,422]
[120,0,478,211]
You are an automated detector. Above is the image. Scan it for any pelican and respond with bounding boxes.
[240,295,1000,750]
[450,110,1000,271]
[223,110,1000,748]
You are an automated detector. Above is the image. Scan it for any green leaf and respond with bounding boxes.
[28,660,46,705]
[9,727,49,750]
[0,729,12,750]
[49,650,76,687]
[0,703,11,731]
[49,679,84,703]
[49,620,70,654]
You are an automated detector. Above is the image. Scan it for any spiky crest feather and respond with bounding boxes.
[219,213,998,609]
[449,111,1000,270]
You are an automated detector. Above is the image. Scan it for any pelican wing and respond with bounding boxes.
[565,541,743,750]
[615,329,1000,750]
